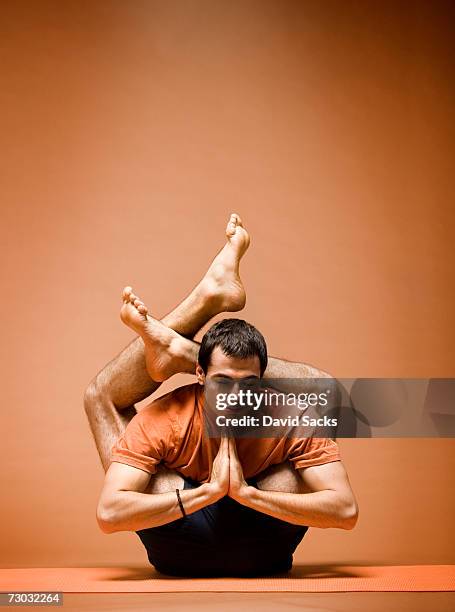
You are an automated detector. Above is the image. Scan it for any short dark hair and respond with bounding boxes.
[198,318,268,376]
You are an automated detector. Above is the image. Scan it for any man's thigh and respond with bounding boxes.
[143,464,184,494]
[256,460,311,493]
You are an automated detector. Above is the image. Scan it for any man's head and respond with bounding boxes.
[196,318,268,384]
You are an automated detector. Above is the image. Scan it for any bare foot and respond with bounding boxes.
[120,287,197,382]
[199,213,250,312]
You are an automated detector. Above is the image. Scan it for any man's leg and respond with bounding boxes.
[84,213,250,471]
[255,460,307,493]
[265,357,332,379]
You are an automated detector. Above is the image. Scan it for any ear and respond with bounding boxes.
[195,364,206,385]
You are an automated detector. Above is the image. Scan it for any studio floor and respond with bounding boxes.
[1,565,454,611]
[54,592,455,611]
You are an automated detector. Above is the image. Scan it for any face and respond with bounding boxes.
[196,345,261,387]
[197,346,262,423]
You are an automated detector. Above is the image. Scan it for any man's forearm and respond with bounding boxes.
[98,483,221,533]
[234,487,358,529]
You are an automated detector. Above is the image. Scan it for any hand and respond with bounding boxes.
[208,435,230,500]
[228,437,249,502]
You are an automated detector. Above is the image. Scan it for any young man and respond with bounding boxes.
[85,214,358,577]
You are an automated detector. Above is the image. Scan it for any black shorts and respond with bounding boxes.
[136,475,308,577]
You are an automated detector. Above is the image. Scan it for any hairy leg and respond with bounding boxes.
[84,213,250,471]
[263,356,340,403]
[143,465,185,493]
[265,357,332,379]
[119,287,199,382]
[255,461,309,494]
[119,292,336,389]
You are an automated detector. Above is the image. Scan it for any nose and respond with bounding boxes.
[230,381,241,395]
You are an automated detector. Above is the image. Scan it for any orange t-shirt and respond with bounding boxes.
[110,383,340,483]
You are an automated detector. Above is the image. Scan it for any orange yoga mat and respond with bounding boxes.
[0,565,454,593]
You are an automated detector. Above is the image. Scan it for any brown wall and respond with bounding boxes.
[1,0,454,567]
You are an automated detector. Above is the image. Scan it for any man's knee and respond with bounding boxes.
[144,465,185,494]
[83,379,99,415]
[255,461,306,494]
[84,377,136,423]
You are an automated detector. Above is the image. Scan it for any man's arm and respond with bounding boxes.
[97,437,230,533]
[228,440,358,529]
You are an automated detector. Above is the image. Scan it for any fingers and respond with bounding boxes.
[215,435,229,460]
[221,435,229,453]
[215,435,240,463]
[228,436,238,457]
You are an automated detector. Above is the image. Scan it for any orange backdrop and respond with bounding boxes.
[1,0,454,567]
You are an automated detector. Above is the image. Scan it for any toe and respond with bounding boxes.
[123,286,133,302]
[137,303,148,315]
[226,213,237,237]
[234,213,243,227]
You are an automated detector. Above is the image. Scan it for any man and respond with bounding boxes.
[85,213,358,577]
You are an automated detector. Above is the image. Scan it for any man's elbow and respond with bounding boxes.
[338,499,359,530]
[96,502,120,534]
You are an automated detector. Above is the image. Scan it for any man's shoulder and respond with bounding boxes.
[140,382,201,418]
